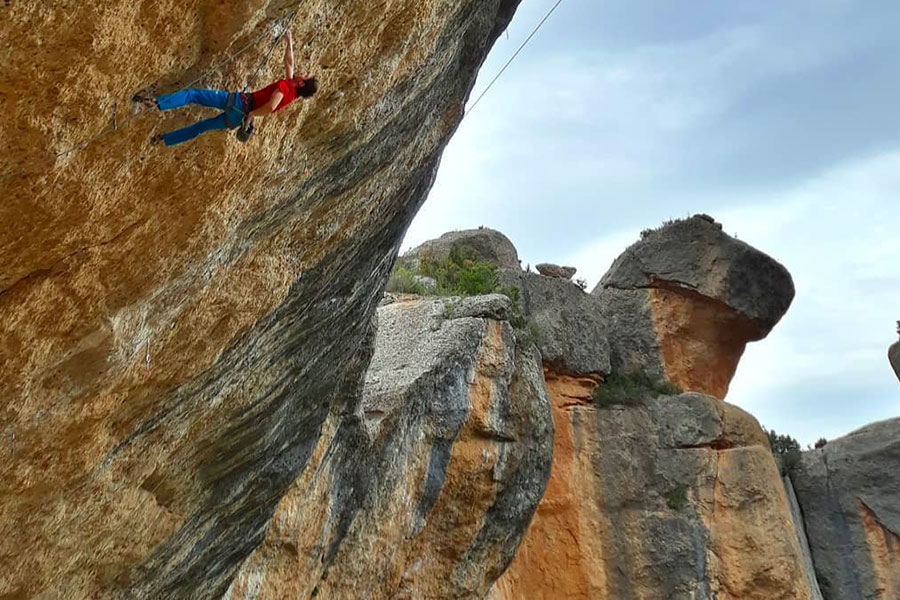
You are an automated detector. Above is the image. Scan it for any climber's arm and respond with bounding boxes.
[248,90,284,120]
[284,30,294,80]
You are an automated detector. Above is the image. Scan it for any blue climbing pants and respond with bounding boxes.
[157,89,247,147]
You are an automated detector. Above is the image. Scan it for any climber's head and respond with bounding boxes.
[294,74,318,98]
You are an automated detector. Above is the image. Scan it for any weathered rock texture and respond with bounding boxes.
[593,215,795,398]
[493,391,815,600]
[783,475,826,600]
[1,1,521,598]
[791,418,900,600]
[535,263,576,280]
[498,268,611,376]
[404,227,521,270]
[227,296,552,598]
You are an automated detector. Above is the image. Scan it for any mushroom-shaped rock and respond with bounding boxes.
[535,263,576,280]
[404,228,520,270]
[593,215,795,398]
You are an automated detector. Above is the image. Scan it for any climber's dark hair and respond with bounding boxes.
[298,76,318,98]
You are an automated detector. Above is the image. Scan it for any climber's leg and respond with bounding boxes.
[156,89,229,112]
[159,112,229,146]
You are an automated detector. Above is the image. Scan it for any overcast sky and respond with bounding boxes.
[403,0,900,445]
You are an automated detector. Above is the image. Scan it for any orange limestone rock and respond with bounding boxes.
[593,214,794,398]
[492,383,815,600]
[1,1,523,598]
[228,295,552,598]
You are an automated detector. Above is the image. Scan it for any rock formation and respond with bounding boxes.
[791,418,900,600]
[497,269,611,376]
[228,295,552,598]
[403,227,521,270]
[593,215,795,398]
[493,387,815,600]
[390,224,810,599]
[1,1,521,598]
[535,263,576,280]
[889,321,900,384]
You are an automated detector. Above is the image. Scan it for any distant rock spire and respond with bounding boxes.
[889,321,900,385]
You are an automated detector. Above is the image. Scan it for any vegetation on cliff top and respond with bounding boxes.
[593,371,682,408]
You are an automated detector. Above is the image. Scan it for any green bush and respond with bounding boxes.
[593,371,682,408]
[666,485,688,510]
[386,267,425,294]
[765,428,803,473]
[418,243,499,297]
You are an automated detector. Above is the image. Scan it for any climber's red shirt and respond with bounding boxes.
[249,79,297,112]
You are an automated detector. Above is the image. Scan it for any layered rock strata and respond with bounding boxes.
[791,418,900,600]
[593,214,795,398]
[1,1,521,598]
[228,295,552,598]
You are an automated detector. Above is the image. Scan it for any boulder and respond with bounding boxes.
[535,263,576,280]
[403,228,521,270]
[791,418,900,600]
[230,296,553,598]
[492,388,816,600]
[593,214,795,398]
[498,268,611,376]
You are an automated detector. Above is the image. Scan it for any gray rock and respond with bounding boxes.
[413,275,437,293]
[498,268,610,375]
[594,286,665,377]
[595,214,795,336]
[346,297,552,595]
[586,393,811,599]
[782,475,825,600]
[791,418,900,600]
[403,227,520,270]
[445,293,512,321]
[889,322,900,384]
[535,263,576,280]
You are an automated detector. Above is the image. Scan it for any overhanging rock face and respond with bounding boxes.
[0,1,521,598]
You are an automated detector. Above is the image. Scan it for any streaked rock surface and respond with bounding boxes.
[229,296,552,598]
[792,418,900,600]
[1,1,521,597]
[493,391,815,600]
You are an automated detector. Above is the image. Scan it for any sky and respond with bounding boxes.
[402,0,900,446]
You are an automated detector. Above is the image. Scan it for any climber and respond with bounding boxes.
[134,29,317,147]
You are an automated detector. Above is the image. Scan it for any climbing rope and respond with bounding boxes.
[466,0,565,116]
[243,11,297,92]
[52,11,296,159]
